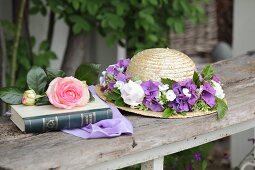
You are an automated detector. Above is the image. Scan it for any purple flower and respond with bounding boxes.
[212,74,220,83]
[116,73,131,82]
[107,81,115,91]
[169,79,198,112]
[106,65,119,76]
[143,98,164,112]
[117,59,130,68]
[141,80,160,99]
[193,152,202,161]
[201,82,216,108]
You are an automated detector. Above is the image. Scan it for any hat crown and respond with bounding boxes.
[126,48,196,82]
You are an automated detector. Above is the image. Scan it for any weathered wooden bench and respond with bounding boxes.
[0,54,255,170]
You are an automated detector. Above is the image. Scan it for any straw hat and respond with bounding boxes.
[95,48,216,118]
[126,48,196,82]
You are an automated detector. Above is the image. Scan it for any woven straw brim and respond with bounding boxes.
[126,48,196,82]
[95,85,216,119]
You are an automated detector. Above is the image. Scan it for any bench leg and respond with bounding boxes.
[141,157,164,170]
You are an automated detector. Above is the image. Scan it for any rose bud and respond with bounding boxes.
[22,89,37,106]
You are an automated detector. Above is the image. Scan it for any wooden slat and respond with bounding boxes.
[141,157,164,170]
[0,54,255,170]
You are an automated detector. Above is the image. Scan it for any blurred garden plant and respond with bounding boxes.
[0,12,57,89]
[31,0,208,57]
[120,142,213,170]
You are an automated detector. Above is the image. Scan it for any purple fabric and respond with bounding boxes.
[63,86,133,139]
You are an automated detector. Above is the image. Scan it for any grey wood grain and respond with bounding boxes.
[0,54,255,170]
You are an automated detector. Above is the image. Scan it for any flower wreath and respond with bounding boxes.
[99,59,228,118]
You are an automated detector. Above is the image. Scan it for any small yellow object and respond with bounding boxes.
[22,89,37,106]
[82,81,87,86]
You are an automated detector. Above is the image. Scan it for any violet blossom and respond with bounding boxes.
[141,80,160,99]
[212,74,220,83]
[141,80,164,112]
[117,59,130,69]
[169,79,198,112]
[193,152,202,161]
[201,81,216,108]
[143,98,164,112]
[116,73,131,82]
[107,81,116,91]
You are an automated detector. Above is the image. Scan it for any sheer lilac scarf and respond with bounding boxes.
[62,86,133,138]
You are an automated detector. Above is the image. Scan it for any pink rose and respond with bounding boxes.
[46,77,90,109]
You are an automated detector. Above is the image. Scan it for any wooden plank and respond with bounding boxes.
[0,54,255,170]
[141,157,164,170]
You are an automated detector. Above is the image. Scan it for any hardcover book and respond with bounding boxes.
[10,95,113,133]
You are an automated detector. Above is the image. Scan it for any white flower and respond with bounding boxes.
[196,85,203,96]
[120,80,145,107]
[99,71,107,87]
[134,80,143,84]
[182,88,191,98]
[212,80,225,99]
[159,84,169,92]
[117,67,125,72]
[114,81,125,90]
[165,90,176,101]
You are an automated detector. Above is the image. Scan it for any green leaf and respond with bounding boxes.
[161,78,176,88]
[114,96,125,107]
[0,87,23,104]
[202,160,207,170]
[89,91,95,102]
[27,66,48,94]
[174,20,184,33]
[180,112,187,116]
[193,100,211,112]
[69,15,91,33]
[74,64,100,85]
[35,96,50,106]
[106,91,120,101]
[148,34,158,42]
[201,65,215,80]
[39,40,49,51]
[216,97,228,119]
[46,69,65,82]
[72,0,80,10]
[192,71,201,88]
[163,108,174,118]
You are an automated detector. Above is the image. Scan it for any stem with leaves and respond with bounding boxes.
[10,0,26,86]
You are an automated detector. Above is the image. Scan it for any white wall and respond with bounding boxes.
[0,0,12,20]
[231,0,255,168]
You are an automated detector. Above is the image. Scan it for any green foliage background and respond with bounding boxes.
[31,0,208,56]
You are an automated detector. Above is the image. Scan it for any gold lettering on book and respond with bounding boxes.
[43,118,46,132]
[81,113,84,126]
[93,112,96,122]
[47,120,55,129]
[89,114,92,123]
[55,116,58,130]
[85,115,88,125]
